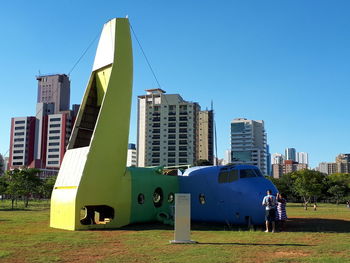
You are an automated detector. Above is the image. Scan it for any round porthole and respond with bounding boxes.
[153,188,163,207]
[168,193,175,203]
[199,194,206,205]
[138,193,145,204]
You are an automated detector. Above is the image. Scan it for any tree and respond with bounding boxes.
[0,175,8,200]
[269,173,299,201]
[0,154,4,176]
[327,173,350,204]
[293,169,327,209]
[40,176,57,199]
[5,168,42,209]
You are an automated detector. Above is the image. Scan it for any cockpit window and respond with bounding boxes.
[218,170,239,183]
[218,171,229,183]
[253,169,264,177]
[228,170,239,182]
[240,169,257,178]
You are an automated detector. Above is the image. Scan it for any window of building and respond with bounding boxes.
[15,120,25,124]
[13,156,23,160]
[14,138,24,142]
[168,129,176,133]
[48,154,59,158]
[14,132,25,136]
[15,126,25,130]
[153,129,160,134]
[48,161,59,165]
[168,140,176,145]
[179,158,187,163]
[48,148,59,152]
[49,136,60,140]
[168,152,176,157]
[49,142,60,146]
[13,150,23,154]
[50,118,61,122]
[49,130,60,134]
[13,144,24,148]
[168,146,176,151]
[179,146,187,151]
[50,123,61,128]
[13,162,23,165]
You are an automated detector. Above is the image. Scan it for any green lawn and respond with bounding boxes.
[0,201,349,263]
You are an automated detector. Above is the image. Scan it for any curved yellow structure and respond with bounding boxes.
[50,18,133,230]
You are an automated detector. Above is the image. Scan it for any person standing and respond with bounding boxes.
[276,193,288,231]
[262,189,276,233]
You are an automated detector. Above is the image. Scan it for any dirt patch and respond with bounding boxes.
[274,251,308,257]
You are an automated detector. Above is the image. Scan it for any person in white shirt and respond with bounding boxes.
[262,189,276,233]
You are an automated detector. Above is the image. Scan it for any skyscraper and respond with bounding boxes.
[8,74,78,175]
[127,143,137,167]
[230,118,267,174]
[137,89,213,167]
[197,110,214,164]
[8,117,36,169]
[272,153,284,164]
[36,74,70,114]
[285,148,296,161]
[297,152,309,165]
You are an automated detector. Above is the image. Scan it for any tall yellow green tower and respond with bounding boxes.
[50,18,133,230]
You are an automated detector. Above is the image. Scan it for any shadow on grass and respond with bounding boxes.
[286,218,350,233]
[104,218,350,234]
[197,242,311,246]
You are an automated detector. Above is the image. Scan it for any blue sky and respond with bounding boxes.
[1,0,350,168]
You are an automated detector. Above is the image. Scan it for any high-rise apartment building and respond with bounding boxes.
[137,89,212,167]
[36,74,70,114]
[297,152,309,165]
[285,148,296,161]
[318,162,337,175]
[272,153,284,164]
[272,160,308,178]
[230,118,267,174]
[8,74,78,175]
[223,149,232,165]
[197,110,214,164]
[8,117,36,169]
[127,143,137,167]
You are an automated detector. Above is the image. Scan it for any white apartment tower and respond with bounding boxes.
[137,89,203,167]
[230,118,267,174]
[297,152,309,165]
[127,143,137,167]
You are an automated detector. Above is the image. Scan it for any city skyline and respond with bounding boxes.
[1,1,350,168]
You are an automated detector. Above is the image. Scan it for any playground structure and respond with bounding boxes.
[50,18,277,231]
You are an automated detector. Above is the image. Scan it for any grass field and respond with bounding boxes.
[0,201,349,263]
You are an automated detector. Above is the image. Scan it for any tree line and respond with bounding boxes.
[0,168,56,209]
[267,169,350,209]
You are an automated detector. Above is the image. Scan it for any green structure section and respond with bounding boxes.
[129,167,179,224]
